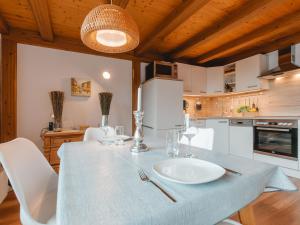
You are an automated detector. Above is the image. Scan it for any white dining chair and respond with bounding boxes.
[0,138,57,225]
[191,128,214,150]
[180,127,214,150]
[83,127,115,141]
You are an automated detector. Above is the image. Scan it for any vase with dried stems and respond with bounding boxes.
[50,91,64,131]
[99,92,113,127]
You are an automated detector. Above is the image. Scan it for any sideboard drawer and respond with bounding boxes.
[41,130,85,173]
[51,136,83,147]
[68,136,83,142]
[50,147,60,165]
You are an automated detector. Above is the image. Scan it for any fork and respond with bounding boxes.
[138,169,176,203]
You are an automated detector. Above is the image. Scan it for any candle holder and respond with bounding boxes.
[130,110,149,154]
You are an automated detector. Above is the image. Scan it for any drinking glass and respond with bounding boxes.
[115,126,125,145]
[166,130,179,158]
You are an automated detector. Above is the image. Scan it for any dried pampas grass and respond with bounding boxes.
[50,91,64,129]
[99,92,113,115]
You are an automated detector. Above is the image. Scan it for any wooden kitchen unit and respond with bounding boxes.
[41,130,85,173]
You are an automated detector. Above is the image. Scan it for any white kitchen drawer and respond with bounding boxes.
[229,126,253,159]
[190,119,206,128]
[206,119,229,154]
[253,153,299,170]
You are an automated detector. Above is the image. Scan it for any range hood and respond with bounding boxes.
[258,46,300,79]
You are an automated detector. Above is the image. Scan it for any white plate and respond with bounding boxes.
[153,158,225,184]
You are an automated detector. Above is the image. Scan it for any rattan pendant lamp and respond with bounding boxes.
[81,0,139,53]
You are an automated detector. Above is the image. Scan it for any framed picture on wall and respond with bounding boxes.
[71,78,91,97]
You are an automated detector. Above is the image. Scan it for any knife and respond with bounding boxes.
[224,167,242,176]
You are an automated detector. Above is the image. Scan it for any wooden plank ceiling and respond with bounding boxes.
[1,0,300,66]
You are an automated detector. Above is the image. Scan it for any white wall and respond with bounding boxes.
[17,44,132,149]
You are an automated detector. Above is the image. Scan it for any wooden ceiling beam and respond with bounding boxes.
[3,28,164,63]
[135,0,210,55]
[0,15,9,34]
[194,10,300,64]
[203,32,300,67]
[28,0,54,41]
[169,0,273,59]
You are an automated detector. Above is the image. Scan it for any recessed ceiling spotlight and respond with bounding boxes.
[103,71,111,79]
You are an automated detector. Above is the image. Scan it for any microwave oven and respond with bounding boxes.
[145,61,177,81]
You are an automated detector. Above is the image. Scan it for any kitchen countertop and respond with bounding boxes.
[190,116,300,120]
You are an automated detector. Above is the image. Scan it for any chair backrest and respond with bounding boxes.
[84,127,115,141]
[180,127,214,150]
[0,138,58,223]
[191,128,214,150]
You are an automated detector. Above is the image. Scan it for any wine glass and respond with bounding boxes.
[183,129,196,157]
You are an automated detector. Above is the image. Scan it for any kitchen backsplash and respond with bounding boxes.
[184,72,300,118]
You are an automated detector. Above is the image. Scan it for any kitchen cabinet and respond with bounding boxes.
[177,63,206,94]
[206,66,224,94]
[229,120,253,159]
[236,54,269,92]
[190,119,206,128]
[253,153,299,170]
[206,119,229,154]
[190,65,206,94]
[177,63,192,92]
[266,50,278,70]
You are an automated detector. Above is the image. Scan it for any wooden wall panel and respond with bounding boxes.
[132,60,141,133]
[1,38,17,142]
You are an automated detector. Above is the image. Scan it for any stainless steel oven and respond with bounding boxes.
[254,119,298,160]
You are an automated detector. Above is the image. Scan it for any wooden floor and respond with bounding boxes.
[0,178,300,225]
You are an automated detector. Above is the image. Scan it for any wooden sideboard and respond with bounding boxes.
[41,130,85,173]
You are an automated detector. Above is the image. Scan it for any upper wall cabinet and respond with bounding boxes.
[177,63,206,95]
[266,50,278,70]
[206,66,224,94]
[235,54,269,92]
[190,65,206,94]
[177,63,192,92]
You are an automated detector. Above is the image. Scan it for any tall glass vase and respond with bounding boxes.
[101,115,109,127]
[99,92,113,127]
[54,118,62,130]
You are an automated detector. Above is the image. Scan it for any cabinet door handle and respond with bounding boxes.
[218,121,228,124]
[247,85,258,88]
[215,90,222,93]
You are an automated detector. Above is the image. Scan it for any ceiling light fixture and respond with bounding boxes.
[81,1,139,53]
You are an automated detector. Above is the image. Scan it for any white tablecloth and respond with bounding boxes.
[57,138,297,225]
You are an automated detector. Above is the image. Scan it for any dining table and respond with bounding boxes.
[56,136,297,225]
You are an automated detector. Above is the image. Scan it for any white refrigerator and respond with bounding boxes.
[142,78,184,137]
